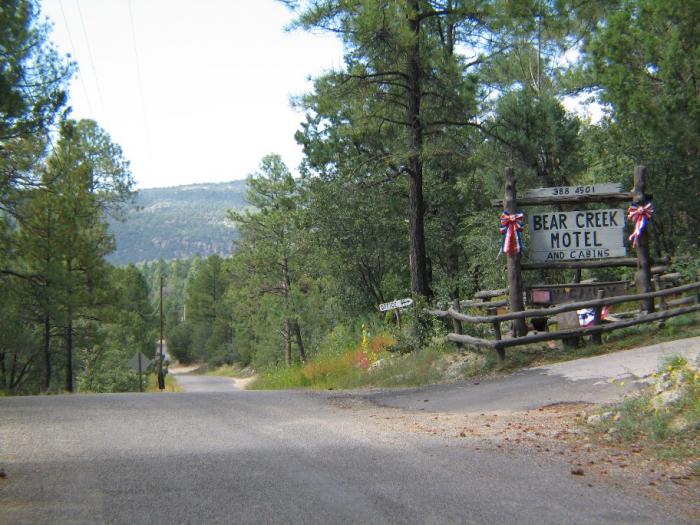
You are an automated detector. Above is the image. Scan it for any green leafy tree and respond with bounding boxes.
[13,119,133,391]
[78,265,155,392]
[585,0,700,252]
[229,155,309,365]
[1,0,73,251]
[184,255,234,364]
[288,0,496,298]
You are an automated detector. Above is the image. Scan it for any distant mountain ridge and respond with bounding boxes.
[108,180,247,265]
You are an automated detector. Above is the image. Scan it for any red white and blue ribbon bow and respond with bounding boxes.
[499,211,524,256]
[627,202,654,248]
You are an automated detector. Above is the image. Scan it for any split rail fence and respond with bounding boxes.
[428,281,700,361]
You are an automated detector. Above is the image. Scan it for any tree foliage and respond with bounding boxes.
[3,0,698,387]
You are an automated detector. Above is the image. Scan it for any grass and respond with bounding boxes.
[586,356,700,468]
[145,373,182,392]
[250,312,700,391]
[250,333,449,391]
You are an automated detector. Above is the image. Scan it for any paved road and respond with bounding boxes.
[0,388,690,524]
[173,373,236,392]
[368,337,700,413]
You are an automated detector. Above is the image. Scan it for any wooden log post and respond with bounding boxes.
[451,298,463,346]
[482,296,505,361]
[632,166,654,313]
[504,168,528,337]
[591,289,605,345]
[653,275,666,329]
[492,317,504,362]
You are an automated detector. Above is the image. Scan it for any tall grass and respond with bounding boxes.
[250,332,448,390]
[145,373,182,392]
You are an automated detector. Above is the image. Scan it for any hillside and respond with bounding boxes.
[108,180,247,265]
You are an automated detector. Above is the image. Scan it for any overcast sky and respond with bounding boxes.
[41,0,344,189]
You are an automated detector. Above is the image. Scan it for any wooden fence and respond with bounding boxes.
[428,281,700,361]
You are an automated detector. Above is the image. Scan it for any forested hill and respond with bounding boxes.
[108,180,247,265]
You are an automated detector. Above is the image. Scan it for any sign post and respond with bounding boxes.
[632,166,654,312]
[504,168,527,338]
[128,352,153,392]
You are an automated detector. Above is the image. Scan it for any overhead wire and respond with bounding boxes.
[75,0,109,127]
[127,0,153,172]
[58,0,94,116]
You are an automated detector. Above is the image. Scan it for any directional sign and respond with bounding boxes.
[522,183,622,199]
[128,352,153,372]
[379,298,414,312]
[528,209,626,262]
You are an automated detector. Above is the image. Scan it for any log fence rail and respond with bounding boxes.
[429,281,700,361]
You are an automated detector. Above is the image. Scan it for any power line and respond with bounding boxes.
[58,0,94,115]
[75,0,109,127]
[127,0,153,168]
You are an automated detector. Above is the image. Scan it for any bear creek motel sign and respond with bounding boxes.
[528,209,626,262]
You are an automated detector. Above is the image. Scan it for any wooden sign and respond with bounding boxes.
[527,281,631,305]
[522,183,622,199]
[379,298,414,312]
[528,209,626,262]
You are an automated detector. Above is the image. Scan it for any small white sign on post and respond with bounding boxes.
[528,209,627,262]
[522,183,622,199]
[379,298,414,312]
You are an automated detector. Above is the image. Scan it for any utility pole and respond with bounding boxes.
[158,275,165,391]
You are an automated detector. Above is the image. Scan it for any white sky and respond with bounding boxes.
[41,0,344,189]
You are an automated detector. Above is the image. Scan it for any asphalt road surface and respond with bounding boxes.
[367,336,700,414]
[173,374,237,392]
[0,387,690,524]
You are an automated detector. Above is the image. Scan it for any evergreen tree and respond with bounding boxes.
[229,155,309,365]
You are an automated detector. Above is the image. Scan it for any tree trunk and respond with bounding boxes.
[0,352,6,391]
[10,353,18,393]
[281,255,293,365]
[42,314,51,392]
[65,318,73,392]
[406,4,431,298]
[283,319,292,366]
[292,320,306,363]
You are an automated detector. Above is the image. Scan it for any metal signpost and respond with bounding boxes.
[128,352,153,392]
